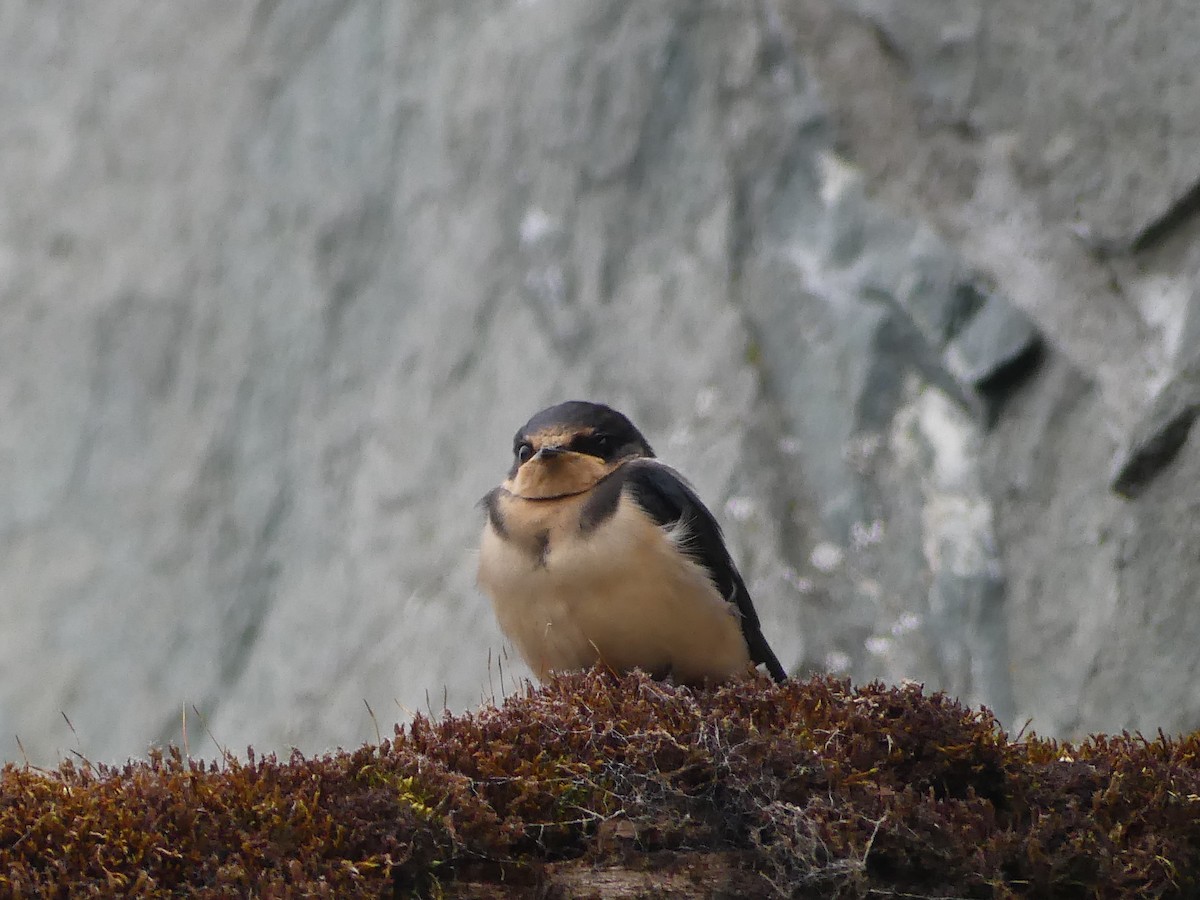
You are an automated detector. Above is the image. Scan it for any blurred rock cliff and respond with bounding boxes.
[3,1,1200,763]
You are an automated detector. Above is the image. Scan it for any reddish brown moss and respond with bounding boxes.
[1,672,1199,897]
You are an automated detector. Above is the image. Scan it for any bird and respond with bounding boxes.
[477,400,787,684]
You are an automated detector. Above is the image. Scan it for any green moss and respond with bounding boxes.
[744,337,763,367]
[2,672,1199,897]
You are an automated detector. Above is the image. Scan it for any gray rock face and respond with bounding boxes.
[842,0,1200,247]
[2,0,1200,763]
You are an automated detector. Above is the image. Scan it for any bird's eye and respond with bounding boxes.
[568,432,612,458]
[516,442,534,463]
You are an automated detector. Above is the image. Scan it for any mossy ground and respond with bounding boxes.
[2,671,1199,897]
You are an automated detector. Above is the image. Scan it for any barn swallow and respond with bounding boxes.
[477,400,787,684]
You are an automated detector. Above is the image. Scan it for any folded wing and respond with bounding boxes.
[618,460,788,682]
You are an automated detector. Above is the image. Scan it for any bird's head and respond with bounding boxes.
[503,401,655,500]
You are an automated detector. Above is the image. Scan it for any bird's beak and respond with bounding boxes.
[534,445,566,461]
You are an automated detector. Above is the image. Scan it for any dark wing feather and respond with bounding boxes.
[621,460,787,681]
